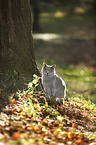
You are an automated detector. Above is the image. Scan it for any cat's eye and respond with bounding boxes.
[49,70,52,72]
[45,70,47,72]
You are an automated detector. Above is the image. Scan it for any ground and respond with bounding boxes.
[0,76,96,144]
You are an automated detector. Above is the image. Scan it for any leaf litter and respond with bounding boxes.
[0,75,96,145]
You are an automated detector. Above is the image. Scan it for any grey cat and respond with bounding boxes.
[41,62,66,101]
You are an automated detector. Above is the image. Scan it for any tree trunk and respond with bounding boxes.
[30,0,40,32]
[0,0,10,66]
[0,0,40,111]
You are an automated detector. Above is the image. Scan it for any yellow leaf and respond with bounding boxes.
[20,133,28,138]
[0,133,4,140]
[27,125,34,130]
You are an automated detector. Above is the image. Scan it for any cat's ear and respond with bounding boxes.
[52,64,56,68]
[43,62,46,66]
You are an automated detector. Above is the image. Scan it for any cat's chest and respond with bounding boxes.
[43,75,55,84]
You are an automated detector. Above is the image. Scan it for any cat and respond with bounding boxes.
[41,62,66,102]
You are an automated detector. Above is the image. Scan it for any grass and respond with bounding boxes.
[36,59,96,104]
[33,5,96,104]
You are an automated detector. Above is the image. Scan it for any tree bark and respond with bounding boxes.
[0,0,40,76]
[0,0,10,65]
[0,0,40,111]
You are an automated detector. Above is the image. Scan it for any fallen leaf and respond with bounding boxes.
[76,139,87,144]
[0,133,4,140]
[11,99,16,105]
[27,125,34,130]
[68,133,73,140]
[40,132,45,137]
[12,132,21,140]
[49,141,57,145]
[20,133,28,138]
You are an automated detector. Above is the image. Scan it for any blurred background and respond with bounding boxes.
[30,0,96,103]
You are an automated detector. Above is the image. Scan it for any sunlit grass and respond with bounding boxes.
[33,33,92,42]
[33,33,60,41]
[54,11,67,18]
[41,8,86,18]
[75,7,86,14]
[36,59,96,104]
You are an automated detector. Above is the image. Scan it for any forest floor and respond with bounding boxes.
[0,75,96,145]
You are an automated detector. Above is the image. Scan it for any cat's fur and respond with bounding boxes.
[41,62,66,101]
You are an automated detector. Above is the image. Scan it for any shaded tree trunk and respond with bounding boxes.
[30,0,40,32]
[0,0,10,65]
[93,0,96,12]
[0,0,40,76]
[0,0,40,111]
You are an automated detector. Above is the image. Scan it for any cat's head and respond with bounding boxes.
[41,62,56,76]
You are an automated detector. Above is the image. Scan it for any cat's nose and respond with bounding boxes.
[47,73,48,76]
